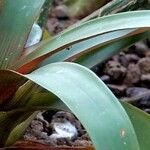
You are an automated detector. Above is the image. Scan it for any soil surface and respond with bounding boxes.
[24,0,150,147]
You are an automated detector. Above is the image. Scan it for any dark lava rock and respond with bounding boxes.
[54,0,64,6]
[119,53,140,67]
[112,55,120,62]
[146,51,150,57]
[46,18,60,34]
[134,41,149,57]
[24,119,49,141]
[138,57,150,74]
[30,119,44,131]
[107,84,127,96]
[126,87,150,106]
[143,109,150,114]
[104,60,126,82]
[141,74,150,88]
[141,74,150,81]
[123,63,141,86]
[54,5,69,19]
[73,139,92,147]
[100,75,110,83]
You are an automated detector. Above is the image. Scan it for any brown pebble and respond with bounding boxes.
[104,61,126,81]
[124,63,141,86]
[107,84,127,96]
[138,57,150,74]
[54,5,69,19]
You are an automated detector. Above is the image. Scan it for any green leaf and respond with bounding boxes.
[39,29,137,66]
[13,11,150,73]
[0,70,26,104]
[122,102,150,150]
[0,0,45,69]
[0,62,140,149]
[5,112,37,146]
[0,0,3,12]
[4,81,68,112]
[0,110,34,146]
[76,32,149,68]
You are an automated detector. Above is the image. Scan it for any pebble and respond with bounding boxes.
[100,75,110,82]
[141,74,150,82]
[123,63,141,86]
[107,84,127,96]
[126,87,150,106]
[119,53,140,67]
[54,5,69,19]
[104,61,126,81]
[141,74,150,88]
[138,57,150,74]
[134,41,149,57]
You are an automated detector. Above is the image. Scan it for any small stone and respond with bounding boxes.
[23,133,37,141]
[100,75,110,82]
[138,57,150,74]
[126,87,150,106]
[107,84,127,96]
[46,18,59,34]
[30,120,44,131]
[143,109,150,114]
[141,74,150,88]
[104,61,126,81]
[134,41,149,57]
[73,140,92,147]
[124,63,141,86]
[119,53,140,67]
[54,5,69,19]
[141,74,150,81]
[112,55,120,62]
[145,51,150,57]
[54,0,64,6]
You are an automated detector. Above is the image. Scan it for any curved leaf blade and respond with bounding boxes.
[39,29,137,66]
[1,63,139,149]
[0,110,34,146]
[76,32,149,68]
[122,102,150,150]
[0,0,45,69]
[0,70,26,104]
[13,11,150,73]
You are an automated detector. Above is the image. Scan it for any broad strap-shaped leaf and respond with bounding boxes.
[76,32,149,68]
[0,70,26,104]
[122,102,150,150]
[0,110,35,147]
[39,29,138,66]
[5,112,37,146]
[12,11,150,74]
[0,0,3,12]
[4,81,68,112]
[1,83,68,146]
[0,0,45,69]
[0,63,139,149]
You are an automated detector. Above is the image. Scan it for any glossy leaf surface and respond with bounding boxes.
[0,0,45,69]
[0,63,139,150]
[122,102,150,150]
[13,11,150,73]
[76,32,149,68]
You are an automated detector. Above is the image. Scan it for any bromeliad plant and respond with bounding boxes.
[1,0,150,149]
